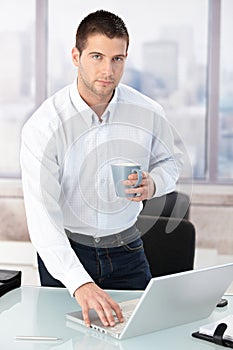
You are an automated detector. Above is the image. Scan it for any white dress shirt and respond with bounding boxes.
[20,79,182,295]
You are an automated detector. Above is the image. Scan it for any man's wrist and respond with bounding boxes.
[73,281,94,297]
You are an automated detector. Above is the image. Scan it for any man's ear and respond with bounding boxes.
[71,47,80,67]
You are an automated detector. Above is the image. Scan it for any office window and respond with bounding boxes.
[48,0,208,181]
[0,0,35,176]
[218,0,233,180]
[0,0,232,184]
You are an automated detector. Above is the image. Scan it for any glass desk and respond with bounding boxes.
[0,286,232,349]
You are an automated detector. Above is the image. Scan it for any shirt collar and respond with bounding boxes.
[69,79,119,127]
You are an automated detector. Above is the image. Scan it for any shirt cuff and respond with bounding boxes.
[149,172,175,198]
[62,266,94,297]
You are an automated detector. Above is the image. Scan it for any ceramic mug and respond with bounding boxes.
[111,163,143,198]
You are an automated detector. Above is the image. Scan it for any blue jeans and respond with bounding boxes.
[37,238,152,290]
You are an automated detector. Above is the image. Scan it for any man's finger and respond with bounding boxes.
[82,304,91,327]
[123,179,147,187]
[94,304,110,327]
[98,297,124,326]
[99,304,116,327]
[128,172,147,180]
[110,301,124,323]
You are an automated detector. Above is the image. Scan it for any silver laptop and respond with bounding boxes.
[66,263,233,340]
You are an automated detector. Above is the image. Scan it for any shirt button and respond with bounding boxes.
[95,237,100,243]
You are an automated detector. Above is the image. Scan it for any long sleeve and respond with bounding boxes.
[149,108,183,197]
[117,83,183,198]
[20,112,93,296]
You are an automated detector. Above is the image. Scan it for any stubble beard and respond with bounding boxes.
[79,69,117,103]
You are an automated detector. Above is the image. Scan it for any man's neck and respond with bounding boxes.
[91,104,108,120]
[77,85,115,120]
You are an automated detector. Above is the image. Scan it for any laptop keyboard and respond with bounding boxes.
[106,298,140,334]
[110,310,133,333]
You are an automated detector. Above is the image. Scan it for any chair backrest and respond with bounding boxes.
[137,215,195,278]
[141,191,190,220]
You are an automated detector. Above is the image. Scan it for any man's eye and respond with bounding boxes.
[92,54,102,60]
[113,57,123,62]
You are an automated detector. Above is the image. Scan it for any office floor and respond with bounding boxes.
[1,246,233,294]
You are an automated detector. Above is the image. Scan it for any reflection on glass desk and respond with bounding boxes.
[0,286,232,349]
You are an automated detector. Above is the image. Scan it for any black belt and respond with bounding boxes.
[65,224,140,248]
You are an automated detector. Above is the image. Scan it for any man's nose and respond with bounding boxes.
[102,59,114,75]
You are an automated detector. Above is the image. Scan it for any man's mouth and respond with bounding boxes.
[96,79,114,84]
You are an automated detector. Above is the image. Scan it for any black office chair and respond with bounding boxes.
[137,215,195,278]
[141,191,190,220]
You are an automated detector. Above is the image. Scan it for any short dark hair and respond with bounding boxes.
[75,10,129,54]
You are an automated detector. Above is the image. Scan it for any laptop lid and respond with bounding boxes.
[121,263,233,339]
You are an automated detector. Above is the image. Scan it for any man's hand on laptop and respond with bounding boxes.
[74,282,124,327]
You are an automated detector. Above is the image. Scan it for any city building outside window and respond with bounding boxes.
[0,0,35,176]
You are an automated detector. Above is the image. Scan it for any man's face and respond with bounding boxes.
[72,34,128,104]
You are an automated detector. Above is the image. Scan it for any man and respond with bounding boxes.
[20,10,182,328]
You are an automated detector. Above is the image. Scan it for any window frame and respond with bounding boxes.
[206,0,221,184]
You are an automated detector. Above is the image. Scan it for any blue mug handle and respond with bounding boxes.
[131,168,143,188]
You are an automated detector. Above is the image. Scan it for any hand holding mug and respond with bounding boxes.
[111,163,155,200]
[123,171,155,201]
[111,163,143,198]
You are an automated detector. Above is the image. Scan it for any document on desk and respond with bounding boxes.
[199,315,233,342]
